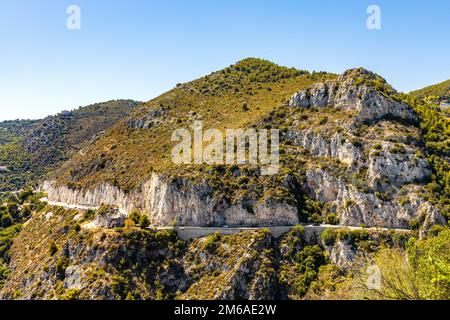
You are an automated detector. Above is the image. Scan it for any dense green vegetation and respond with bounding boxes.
[355,228,450,299]
[277,226,328,298]
[0,120,37,146]
[0,142,43,192]
[0,189,45,288]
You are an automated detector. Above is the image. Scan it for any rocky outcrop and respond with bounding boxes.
[182,230,279,300]
[42,174,299,227]
[93,206,126,229]
[305,168,445,229]
[285,128,431,189]
[366,144,431,189]
[285,129,362,165]
[289,68,417,124]
[326,240,356,268]
[127,107,168,129]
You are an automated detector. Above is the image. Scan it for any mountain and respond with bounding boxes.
[50,58,334,191]
[42,59,448,230]
[0,100,140,192]
[0,59,449,300]
[411,79,450,102]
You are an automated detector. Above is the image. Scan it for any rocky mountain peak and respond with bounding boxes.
[338,67,383,83]
[288,68,415,124]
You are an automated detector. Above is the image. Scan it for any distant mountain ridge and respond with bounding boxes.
[411,79,450,101]
[0,99,140,191]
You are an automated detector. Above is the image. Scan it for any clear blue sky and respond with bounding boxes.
[1,0,449,121]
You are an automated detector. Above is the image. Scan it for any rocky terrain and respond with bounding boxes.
[0,59,449,300]
[41,63,448,232]
[0,203,410,300]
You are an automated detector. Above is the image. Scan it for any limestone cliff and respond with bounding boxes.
[42,174,299,227]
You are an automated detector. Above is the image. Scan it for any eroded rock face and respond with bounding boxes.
[182,231,279,300]
[288,68,417,124]
[64,265,82,290]
[305,168,445,228]
[367,144,431,189]
[94,207,126,229]
[285,128,432,190]
[42,175,299,227]
[285,129,362,165]
[326,240,355,268]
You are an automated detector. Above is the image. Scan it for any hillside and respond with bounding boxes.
[52,58,335,191]
[0,100,140,191]
[43,59,449,232]
[411,79,450,101]
[0,199,418,300]
[0,120,38,146]
[0,59,449,301]
[1,195,447,300]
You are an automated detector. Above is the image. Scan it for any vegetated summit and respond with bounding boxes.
[0,58,449,301]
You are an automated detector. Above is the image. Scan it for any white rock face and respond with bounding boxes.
[42,174,299,227]
[64,265,82,290]
[285,129,431,190]
[288,69,417,124]
[305,168,445,228]
[127,107,168,129]
[285,129,362,165]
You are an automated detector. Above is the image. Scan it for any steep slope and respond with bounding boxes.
[52,59,334,190]
[0,120,38,146]
[0,100,140,191]
[43,60,447,231]
[0,203,410,300]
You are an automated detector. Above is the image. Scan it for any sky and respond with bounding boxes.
[0,0,449,121]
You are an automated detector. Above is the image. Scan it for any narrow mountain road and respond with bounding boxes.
[40,198,411,240]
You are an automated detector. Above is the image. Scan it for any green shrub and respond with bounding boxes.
[139,215,150,229]
[318,116,328,125]
[204,231,221,253]
[309,213,323,224]
[325,213,339,225]
[344,200,356,208]
[291,225,305,235]
[321,229,336,245]
[55,257,69,279]
[49,241,58,256]
[84,209,96,220]
[128,209,141,225]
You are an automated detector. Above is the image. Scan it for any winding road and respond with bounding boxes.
[40,198,411,241]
